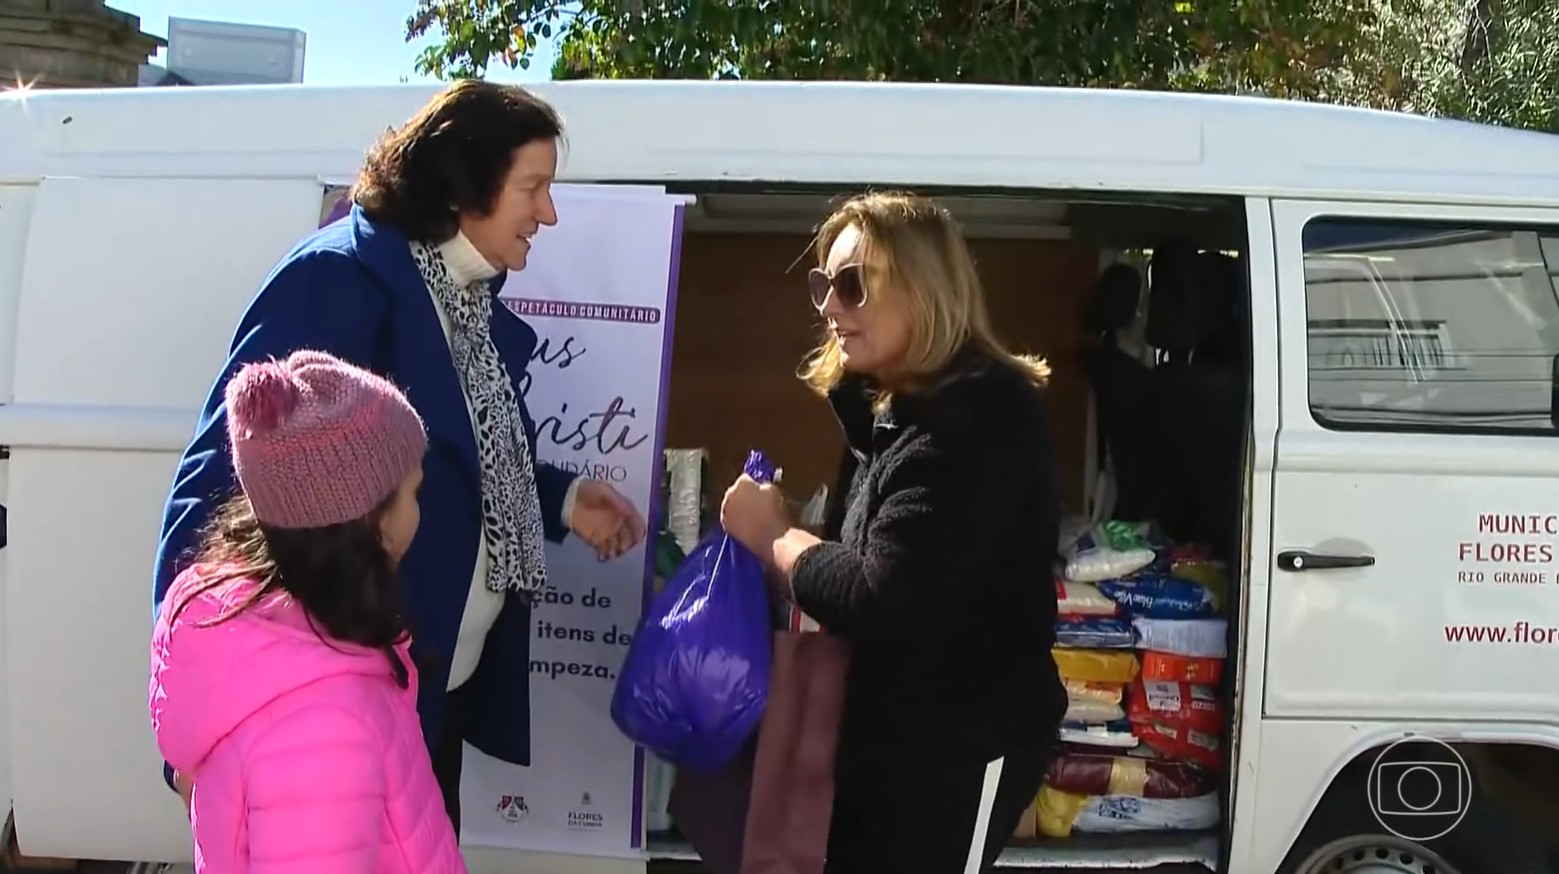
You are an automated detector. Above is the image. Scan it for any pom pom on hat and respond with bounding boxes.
[227,360,299,437]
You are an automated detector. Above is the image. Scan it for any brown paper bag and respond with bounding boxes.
[668,737,757,874]
[739,620,851,874]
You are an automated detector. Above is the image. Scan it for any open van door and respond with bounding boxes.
[1265,198,1559,723]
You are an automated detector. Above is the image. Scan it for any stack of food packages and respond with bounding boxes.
[1014,518,1230,840]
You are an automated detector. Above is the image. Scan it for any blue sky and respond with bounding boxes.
[109,1,559,85]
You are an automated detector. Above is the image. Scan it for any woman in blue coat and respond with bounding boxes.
[151,80,646,833]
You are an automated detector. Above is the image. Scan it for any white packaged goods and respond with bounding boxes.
[1131,618,1228,658]
[1074,793,1221,833]
[1065,547,1157,583]
[664,448,709,555]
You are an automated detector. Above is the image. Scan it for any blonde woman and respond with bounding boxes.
[721,191,1066,872]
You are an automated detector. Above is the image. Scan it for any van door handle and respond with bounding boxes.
[1277,550,1375,572]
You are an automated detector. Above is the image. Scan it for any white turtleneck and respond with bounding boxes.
[433,232,579,691]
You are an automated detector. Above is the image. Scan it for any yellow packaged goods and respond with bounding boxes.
[1036,786,1091,838]
[1052,648,1140,684]
[1171,558,1229,607]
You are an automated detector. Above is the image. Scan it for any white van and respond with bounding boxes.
[3,80,1559,874]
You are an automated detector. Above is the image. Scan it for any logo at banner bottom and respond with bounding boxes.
[568,790,605,832]
[496,794,530,824]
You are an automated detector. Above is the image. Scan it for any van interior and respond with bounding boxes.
[647,185,1250,870]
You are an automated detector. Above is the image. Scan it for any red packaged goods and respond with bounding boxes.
[1140,651,1223,684]
[1126,680,1222,734]
[1044,751,1213,798]
[1134,720,1222,770]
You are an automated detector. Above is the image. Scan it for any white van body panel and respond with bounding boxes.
[0,455,11,841]
[1235,720,1559,874]
[4,176,323,860]
[1,81,1558,869]
[1225,197,1280,874]
[1244,197,1559,869]
[0,184,35,404]
[4,81,1559,206]
[0,183,35,852]
[9,447,172,856]
[14,177,320,412]
[1266,198,1559,721]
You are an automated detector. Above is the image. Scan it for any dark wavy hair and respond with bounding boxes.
[170,491,411,687]
[350,78,564,243]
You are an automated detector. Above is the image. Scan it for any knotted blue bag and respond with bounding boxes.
[611,450,775,772]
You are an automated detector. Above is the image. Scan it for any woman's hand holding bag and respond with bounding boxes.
[610,451,777,773]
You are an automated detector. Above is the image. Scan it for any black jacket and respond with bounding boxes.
[791,351,1067,765]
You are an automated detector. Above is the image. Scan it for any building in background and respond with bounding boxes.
[0,0,162,88]
[139,16,305,87]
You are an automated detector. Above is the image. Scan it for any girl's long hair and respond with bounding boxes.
[169,491,411,687]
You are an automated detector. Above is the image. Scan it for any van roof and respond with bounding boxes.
[3,80,1559,207]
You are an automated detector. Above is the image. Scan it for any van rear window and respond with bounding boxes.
[1302,217,1559,434]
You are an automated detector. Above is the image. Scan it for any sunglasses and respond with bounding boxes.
[808,263,869,310]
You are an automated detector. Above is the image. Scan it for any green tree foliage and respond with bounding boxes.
[405,0,1559,132]
[1381,0,1559,131]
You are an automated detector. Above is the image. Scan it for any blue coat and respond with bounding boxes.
[152,204,576,771]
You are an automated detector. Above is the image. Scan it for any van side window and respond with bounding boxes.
[1302,218,1559,434]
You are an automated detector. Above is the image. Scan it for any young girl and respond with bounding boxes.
[148,349,465,873]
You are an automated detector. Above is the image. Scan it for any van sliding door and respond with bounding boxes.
[1265,198,1559,721]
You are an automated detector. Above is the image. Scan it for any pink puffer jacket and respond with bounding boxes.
[149,563,466,874]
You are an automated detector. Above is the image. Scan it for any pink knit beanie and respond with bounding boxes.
[225,350,428,529]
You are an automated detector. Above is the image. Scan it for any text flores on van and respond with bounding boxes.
[4,80,1559,874]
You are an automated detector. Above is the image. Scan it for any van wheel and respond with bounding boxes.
[1288,835,1459,873]
[1277,770,1553,874]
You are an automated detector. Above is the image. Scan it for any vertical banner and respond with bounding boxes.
[459,185,683,858]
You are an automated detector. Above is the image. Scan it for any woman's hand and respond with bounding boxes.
[721,474,793,560]
[569,479,647,561]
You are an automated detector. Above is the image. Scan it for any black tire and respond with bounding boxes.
[1276,766,1552,874]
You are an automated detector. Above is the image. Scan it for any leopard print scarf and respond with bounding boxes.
[410,240,549,599]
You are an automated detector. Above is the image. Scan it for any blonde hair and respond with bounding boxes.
[798,190,1050,401]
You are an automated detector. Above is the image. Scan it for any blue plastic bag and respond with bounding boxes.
[610,450,776,772]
